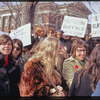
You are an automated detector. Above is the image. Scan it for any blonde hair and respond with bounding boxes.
[34,26,44,36]
[30,36,60,74]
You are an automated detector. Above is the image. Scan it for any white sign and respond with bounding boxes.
[0,31,8,35]
[9,23,31,47]
[91,14,100,37]
[61,16,87,38]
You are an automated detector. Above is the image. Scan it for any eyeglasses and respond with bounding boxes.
[13,46,21,51]
[76,49,86,53]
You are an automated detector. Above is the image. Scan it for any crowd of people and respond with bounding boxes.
[0,26,100,97]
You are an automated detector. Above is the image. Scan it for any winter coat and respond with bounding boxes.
[68,70,93,96]
[62,56,83,89]
[0,54,20,96]
[15,56,26,76]
[19,58,62,97]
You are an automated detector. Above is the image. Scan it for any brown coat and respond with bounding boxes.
[19,58,61,97]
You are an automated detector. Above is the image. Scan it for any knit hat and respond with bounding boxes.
[56,30,64,34]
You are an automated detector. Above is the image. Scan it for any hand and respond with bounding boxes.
[55,91,65,97]
[50,85,65,97]
[59,46,67,59]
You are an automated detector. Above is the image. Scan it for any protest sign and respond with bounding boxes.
[0,31,8,35]
[61,16,87,38]
[9,23,31,47]
[91,14,100,37]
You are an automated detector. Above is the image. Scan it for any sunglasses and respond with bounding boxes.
[13,46,21,51]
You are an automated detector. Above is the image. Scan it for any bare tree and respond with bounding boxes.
[1,1,38,27]
[34,2,67,30]
[2,2,22,28]
[21,2,38,26]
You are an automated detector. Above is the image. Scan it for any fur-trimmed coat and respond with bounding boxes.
[19,58,62,97]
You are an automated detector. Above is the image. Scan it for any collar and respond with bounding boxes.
[74,57,86,67]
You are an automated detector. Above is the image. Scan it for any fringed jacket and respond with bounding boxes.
[19,58,62,97]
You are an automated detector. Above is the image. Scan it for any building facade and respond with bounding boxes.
[0,2,91,34]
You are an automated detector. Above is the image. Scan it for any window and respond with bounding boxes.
[11,18,14,26]
[4,17,7,26]
[38,15,42,24]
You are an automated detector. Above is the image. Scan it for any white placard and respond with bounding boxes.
[61,16,87,38]
[91,14,100,37]
[0,31,8,35]
[9,23,31,47]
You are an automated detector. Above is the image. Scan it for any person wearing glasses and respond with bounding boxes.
[0,34,20,96]
[62,38,87,91]
[12,39,25,75]
[69,45,100,96]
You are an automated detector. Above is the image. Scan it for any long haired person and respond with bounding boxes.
[19,36,66,97]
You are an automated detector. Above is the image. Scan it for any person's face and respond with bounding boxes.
[38,30,44,37]
[76,46,86,61]
[89,33,92,39]
[12,43,21,58]
[47,31,56,37]
[85,35,89,41]
[56,32,62,39]
[0,40,12,57]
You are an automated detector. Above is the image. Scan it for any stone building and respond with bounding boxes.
[0,2,91,34]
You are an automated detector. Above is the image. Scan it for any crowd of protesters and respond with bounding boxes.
[0,25,100,97]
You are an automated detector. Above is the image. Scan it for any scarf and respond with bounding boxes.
[74,57,86,67]
[3,57,8,67]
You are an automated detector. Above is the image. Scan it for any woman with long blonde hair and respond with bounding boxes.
[19,36,65,97]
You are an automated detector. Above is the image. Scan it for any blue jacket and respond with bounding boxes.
[91,81,100,96]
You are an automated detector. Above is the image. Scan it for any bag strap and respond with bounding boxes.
[37,62,59,94]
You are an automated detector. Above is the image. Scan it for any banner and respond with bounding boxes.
[0,31,8,35]
[61,16,87,38]
[9,23,31,47]
[91,14,100,37]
